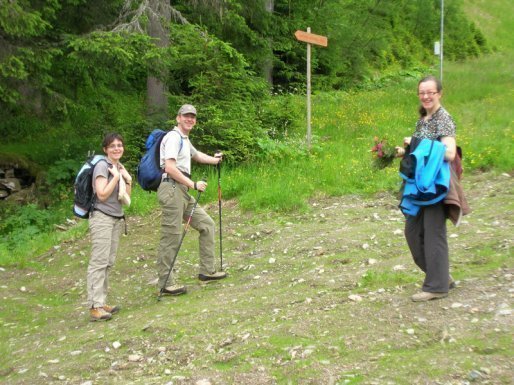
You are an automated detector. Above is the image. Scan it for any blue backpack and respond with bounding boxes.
[137,129,183,191]
[73,154,107,218]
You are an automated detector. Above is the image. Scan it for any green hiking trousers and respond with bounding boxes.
[157,181,216,288]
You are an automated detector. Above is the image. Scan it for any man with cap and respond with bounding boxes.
[157,104,226,296]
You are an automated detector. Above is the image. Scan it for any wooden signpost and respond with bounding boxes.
[295,28,328,150]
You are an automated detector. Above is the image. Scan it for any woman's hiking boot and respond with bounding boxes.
[90,307,112,321]
[411,291,448,302]
[102,305,120,314]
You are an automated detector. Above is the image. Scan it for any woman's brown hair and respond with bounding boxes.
[102,133,124,148]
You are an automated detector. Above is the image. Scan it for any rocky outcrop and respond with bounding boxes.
[0,153,39,203]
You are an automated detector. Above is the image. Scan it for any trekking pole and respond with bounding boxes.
[217,161,223,271]
[158,187,203,301]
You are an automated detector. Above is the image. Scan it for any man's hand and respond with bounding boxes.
[195,180,208,192]
[214,152,223,164]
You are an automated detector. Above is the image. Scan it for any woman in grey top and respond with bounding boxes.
[396,76,457,302]
[88,133,132,321]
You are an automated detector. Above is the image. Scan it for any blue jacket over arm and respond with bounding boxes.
[400,138,450,216]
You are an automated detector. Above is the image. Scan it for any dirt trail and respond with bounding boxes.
[1,171,512,384]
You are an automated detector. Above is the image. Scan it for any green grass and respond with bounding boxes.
[124,184,160,215]
[0,220,88,268]
[464,0,514,51]
[358,270,417,290]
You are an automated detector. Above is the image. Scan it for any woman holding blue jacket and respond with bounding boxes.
[396,75,457,302]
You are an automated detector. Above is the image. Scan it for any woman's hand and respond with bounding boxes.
[403,137,412,146]
[395,146,406,157]
[118,164,132,184]
[440,136,457,161]
[108,165,120,179]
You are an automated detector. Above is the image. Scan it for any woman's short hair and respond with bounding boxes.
[102,133,124,148]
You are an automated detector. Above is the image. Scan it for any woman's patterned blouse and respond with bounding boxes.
[412,106,456,140]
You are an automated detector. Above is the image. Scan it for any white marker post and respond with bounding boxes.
[440,0,444,82]
[294,28,328,150]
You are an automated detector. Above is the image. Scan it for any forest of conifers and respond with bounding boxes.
[1,0,488,163]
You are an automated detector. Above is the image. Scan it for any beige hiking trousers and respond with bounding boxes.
[87,210,123,308]
[157,181,216,288]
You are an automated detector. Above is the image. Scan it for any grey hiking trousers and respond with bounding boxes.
[87,210,123,308]
[157,181,216,288]
[404,202,450,293]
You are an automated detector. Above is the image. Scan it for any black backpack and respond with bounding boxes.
[73,155,107,218]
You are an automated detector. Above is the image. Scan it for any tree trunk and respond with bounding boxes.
[263,0,274,86]
[146,0,171,120]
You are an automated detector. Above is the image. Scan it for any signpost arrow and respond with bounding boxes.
[294,28,328,150]
[294,30,328,47]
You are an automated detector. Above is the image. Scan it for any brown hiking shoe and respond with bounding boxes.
[411,291,448,302]
[161,284,187,296]
[90,307,112,321]
[102,305,120,314]
[198,271,227,281]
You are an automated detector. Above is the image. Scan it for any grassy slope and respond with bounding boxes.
[1,0,513,384]
[444,0,514,172]
[214,1,514,213]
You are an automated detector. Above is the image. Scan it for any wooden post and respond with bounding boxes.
[306,27,312,150]
[294,29,328,151]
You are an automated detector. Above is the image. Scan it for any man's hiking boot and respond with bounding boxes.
[411,291,448,302]
[198,271,227,282]
[160,284,187,296]
[102,305,120,314]
[90,307,112,321]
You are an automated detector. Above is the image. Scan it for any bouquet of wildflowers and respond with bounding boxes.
[370,136,396,169]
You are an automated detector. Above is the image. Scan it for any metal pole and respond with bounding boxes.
[217,162,223,271]
[440,0,444,82]
[306,27,312,151]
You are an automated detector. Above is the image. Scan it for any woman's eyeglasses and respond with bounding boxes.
[418,91,438,97]
[107,144,124,149]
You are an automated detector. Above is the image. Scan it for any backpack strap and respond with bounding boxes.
[171,129,184,153]
[90,158,109,214]
[160,130,184,171]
